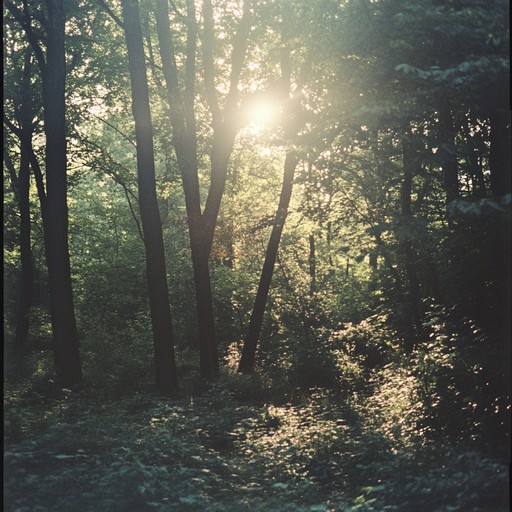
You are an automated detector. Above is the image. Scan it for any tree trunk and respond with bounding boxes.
[238,151,298,373]
[326,221,335,277]
[308,233,316,296]
[191,239,219,378]
[438,109,459,205]
[155,0,252,378]
[122,0,178,393]
[13,53,36,352]
[15,143,33,352]
[4,143,33,353]
[401,135,423,353]
[489,109,512,197]
[43,0,82,388]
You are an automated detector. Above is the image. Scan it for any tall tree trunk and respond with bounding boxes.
[155,0,252,378]
[15,144,33,352]
[154,0,218,379]
[42,0,82,388]
[122,0,178,393]
[238,14,301,373]
[4,144,33,353]
[489,109,512,197]
[238,151,298,373]
[401,134,423,353]
[14,53,35,353]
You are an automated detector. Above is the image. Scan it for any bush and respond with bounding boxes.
[329,315,399,370]
[413,305,510,455]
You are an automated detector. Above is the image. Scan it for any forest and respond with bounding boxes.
[3,0,511,511]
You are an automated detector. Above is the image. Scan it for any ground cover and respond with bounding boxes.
[4,377,509,512]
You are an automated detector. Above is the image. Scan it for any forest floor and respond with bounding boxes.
[4,377,510,512]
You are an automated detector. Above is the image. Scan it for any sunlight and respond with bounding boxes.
[244,97,279,136]
[248,100,277,126]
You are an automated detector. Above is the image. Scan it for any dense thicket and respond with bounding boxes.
[3,1,510,510]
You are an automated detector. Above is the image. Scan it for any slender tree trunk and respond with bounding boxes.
[489,110,512,197]
[238,15,301,372]
[42,0,82,388]
[4,144,33,352]
[13,54,36,352]
[155,0,252,378]
[469,154,487,199]
[438,109,459,205]
[401,135,423,353]
[308,233,316,296]
[326,221,335,277]
[238,151,298,373]
[155,0,218,379]
[122,0,178,393]
[16,141,33,351]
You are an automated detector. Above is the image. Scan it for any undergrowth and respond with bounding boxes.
[4,374,509,512]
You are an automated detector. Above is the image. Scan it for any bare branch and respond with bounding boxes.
[91,113,137,148]
[97,0,124,29]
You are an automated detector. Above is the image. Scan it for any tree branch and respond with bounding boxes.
[5,0,46,73]
[91,113,137,148]
[3,147,20,200]
[223,0,253,116]
[184,0,198,141]
[201,0,221,126]
[97,0,124,29]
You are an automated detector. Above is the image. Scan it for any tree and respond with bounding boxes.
[4,0,86,387]
[42,0,83,387]
[154,0,253,378]
[3,51,36,353]
[122,0,178,393]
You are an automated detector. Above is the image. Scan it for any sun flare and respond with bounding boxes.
[244,97,279,136]
[248,100,277,125]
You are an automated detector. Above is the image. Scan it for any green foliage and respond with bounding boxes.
[329,315,399,370]
[413,305,510,454]
[79,310,154,396]
[3,1,510,509]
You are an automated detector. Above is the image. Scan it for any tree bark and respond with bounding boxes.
[122,0,178,393]
[238,151,298,373]
[42,0,82,388]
